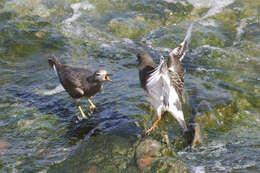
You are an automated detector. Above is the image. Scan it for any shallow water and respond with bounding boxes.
[0,0,259,172]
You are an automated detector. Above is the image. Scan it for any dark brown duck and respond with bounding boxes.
[48,57,112,119]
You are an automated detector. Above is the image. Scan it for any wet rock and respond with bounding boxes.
[148,158,189,173]
[191,99,239,146]
[138,155,189,173]
[135,139,161,169]
[108,18,145,39]
[194,113,218,130]
[130,0,193,25]
[85,166,97,173]
[0,11,17,21]
[136,139,161,159]
[3,0,71,20]
[191,123,202,148]
[48,134,138,173]
[135,138,189,172]
[0,15,67,58]
[137,156,153,170]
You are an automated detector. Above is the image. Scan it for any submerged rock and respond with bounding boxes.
[137,156,153,170]
[136,139,161,159]
[191,123,202,148]
[49,133,189,173]
[135,139,161,169]
[135,138,189,172]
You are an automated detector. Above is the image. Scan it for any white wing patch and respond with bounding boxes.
[146,57,180,116]
[146,57,171,109]
[53,65,58,76]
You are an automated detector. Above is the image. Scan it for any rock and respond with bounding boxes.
[85,166,97,173]
[135,138,189,172]
[191,123,202,148]
[135,139,161,169]
[149,158,189,173]
[137,156,153,170]
[135,139,161,159]
[107,18,145,39]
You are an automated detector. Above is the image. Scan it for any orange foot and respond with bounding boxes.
[145,115,162,135]
[145,125,157,135]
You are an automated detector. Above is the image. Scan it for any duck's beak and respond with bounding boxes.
[105,75,112,82]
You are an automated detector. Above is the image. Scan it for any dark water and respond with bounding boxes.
[0,0,259,172]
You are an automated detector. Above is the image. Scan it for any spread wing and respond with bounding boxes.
[169,22,193,62]
[167,22,193,104]
[168,69,185,104]
[145,23,193,105]
[146,56,171,108]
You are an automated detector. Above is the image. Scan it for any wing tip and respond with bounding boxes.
[183,22,194,46]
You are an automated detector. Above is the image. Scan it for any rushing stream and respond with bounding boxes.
[0,0,259,172]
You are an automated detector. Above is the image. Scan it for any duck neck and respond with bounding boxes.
[88,75,103,84]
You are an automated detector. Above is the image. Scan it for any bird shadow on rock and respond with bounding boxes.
[66,105,142,141]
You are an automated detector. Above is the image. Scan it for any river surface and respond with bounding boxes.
[0,0,259,172]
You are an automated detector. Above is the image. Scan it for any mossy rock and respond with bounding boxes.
[48,135,136,173]
[141,157,189,173]
[135,138,189,172]
[0,15,67,59]
[107,17,146,39]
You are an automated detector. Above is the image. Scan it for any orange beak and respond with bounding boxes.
[105,75,112,82]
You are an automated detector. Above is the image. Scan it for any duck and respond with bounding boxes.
[48,57,112,119]
[137,23,193,134]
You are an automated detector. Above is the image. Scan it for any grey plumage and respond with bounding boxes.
[48,57,112,119]
[48,58,103,99]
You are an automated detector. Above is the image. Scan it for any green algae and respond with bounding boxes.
[107,18,146,39]
[0,15,67,59]
[49,135,189,173]
[88,0,193,39]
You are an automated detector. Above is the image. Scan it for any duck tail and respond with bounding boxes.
[48,56,61,76]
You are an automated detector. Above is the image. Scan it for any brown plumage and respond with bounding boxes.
[167,49,185,104]
[137,23,193,134]
[137,52,156,91]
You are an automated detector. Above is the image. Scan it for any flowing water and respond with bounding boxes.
[0,0,259,172]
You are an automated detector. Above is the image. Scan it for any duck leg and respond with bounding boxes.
[88,99,97,110]
[146,115,161,135]
[145,111,168,135]
[75,100,88,119]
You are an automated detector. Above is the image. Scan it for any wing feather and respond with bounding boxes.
[58,67,85,98]
[166,23,193,104]
[146,57,171,108]
[168,69,185,104]
[169,22,193,62]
